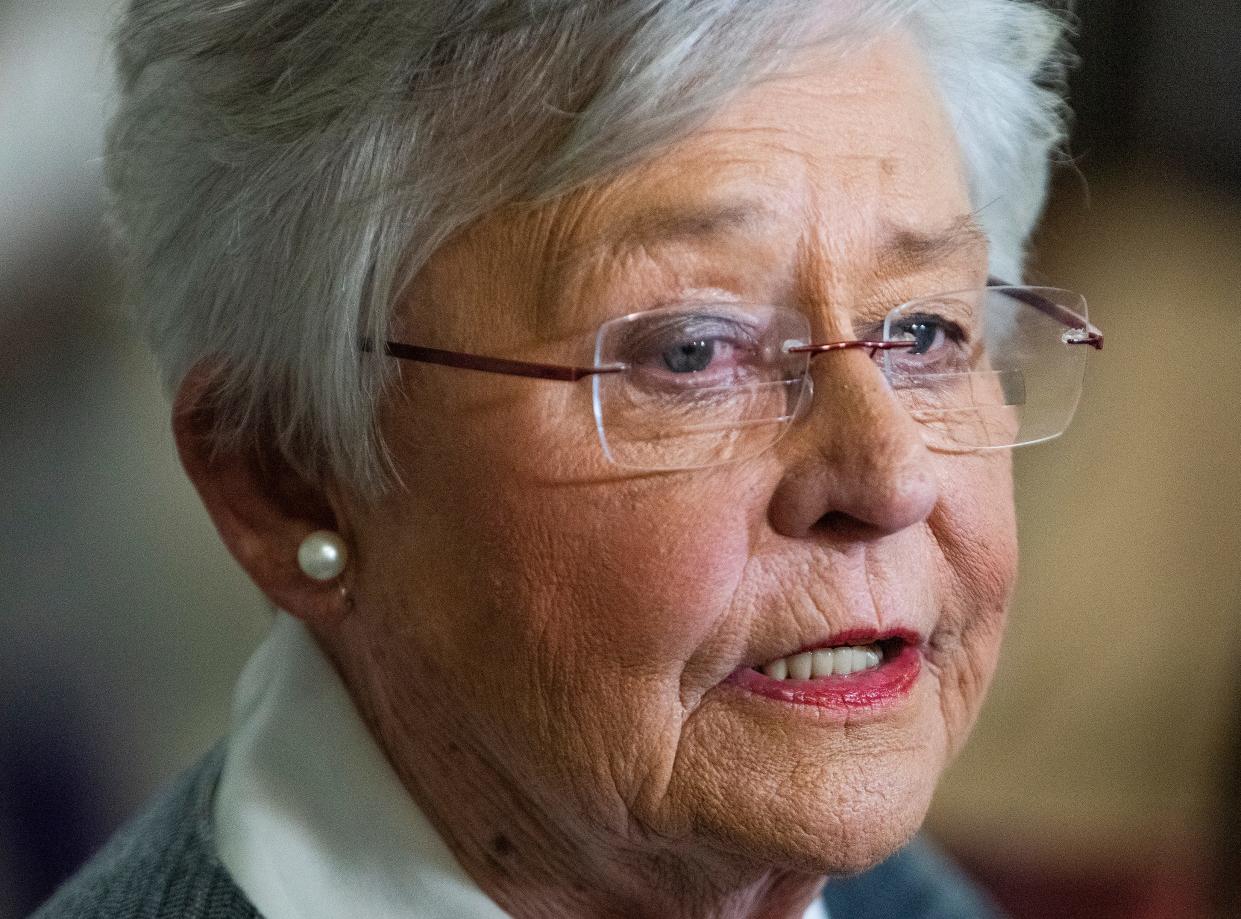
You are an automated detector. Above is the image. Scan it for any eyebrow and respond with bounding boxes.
[567,202,986,268]
[878,215,990,272]
[560,199,779,267]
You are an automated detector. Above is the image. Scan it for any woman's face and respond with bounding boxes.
[339,33,1016,876]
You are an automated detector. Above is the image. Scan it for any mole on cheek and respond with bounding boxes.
[492,833,515,857]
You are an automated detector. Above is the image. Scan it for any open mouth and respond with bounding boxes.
[749,637,907,681]
[726,632,922,711]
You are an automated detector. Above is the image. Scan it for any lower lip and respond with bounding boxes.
[724,643,922,711]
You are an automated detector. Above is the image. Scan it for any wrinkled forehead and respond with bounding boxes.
[563,34,971,247]
[410,34,981,338]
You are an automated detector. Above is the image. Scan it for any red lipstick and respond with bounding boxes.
[725,630,922,712]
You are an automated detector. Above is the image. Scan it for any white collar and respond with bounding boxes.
[213,612,830,919]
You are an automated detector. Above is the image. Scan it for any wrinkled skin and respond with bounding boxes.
[184,32,1018,919]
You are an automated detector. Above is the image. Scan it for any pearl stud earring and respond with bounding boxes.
[297,530,348,582]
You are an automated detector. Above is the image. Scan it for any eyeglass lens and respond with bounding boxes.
[592,287,1091,470]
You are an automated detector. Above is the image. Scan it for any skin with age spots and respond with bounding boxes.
[205,32,1015,919]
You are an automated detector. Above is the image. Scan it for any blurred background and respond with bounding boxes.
[1,2,1238,917]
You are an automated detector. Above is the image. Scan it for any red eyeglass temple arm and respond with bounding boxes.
[988,278,1104,351]
[362,340,626,382]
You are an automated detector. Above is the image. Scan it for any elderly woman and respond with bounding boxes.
[38,1,1101,917]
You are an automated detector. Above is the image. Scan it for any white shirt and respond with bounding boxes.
[213,612,830,919]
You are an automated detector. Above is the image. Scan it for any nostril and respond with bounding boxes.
[808,510,886,542]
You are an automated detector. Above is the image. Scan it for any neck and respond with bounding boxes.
[324,630,826,919]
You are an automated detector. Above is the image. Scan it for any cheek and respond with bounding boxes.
[928,452,1018,746]
[383,373,768,670]
[367,386,775,782]
[478,471,764,685]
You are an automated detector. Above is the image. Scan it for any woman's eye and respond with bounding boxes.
[903,321,944,355]
[620,312,760,380]
[662,338,718,373]
[891,313,964,356]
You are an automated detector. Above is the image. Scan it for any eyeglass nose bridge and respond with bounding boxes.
[786,339,918,360]
[781,339,917,422]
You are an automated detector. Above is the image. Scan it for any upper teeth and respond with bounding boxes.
[758,645,883,681]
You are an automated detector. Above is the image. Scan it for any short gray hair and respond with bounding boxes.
[105,0,1072,494]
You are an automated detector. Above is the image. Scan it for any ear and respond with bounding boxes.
[172,364,352,626]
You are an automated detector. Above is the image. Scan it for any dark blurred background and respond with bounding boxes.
[2,2,1238,917]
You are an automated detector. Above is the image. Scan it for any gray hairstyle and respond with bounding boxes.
[105,0,1072,494]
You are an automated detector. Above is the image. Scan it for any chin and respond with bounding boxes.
[662,690,951,879]
[733,757,940,878]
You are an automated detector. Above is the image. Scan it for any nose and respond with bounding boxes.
[768,351,939,540]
